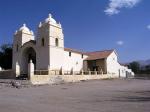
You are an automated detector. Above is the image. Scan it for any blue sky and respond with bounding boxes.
[0,0,150,62]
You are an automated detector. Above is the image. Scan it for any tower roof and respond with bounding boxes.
[19,24,31,33]
[15,24,33,35]
[45,14,57,24]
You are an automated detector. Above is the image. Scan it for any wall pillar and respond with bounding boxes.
[104,59,107,74]
[15,62,20,77]
[48,65,50,75]
[83,61,88,71]
[28,60,34,79]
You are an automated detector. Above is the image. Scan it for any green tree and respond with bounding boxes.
[145,65,150,74]
[0,44,12,69]
[128,61,140,74]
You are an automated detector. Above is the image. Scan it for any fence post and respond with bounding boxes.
[94,69,97,75]
[81,70,84,75]
[100,69,103,75]
[28,60,34,80]
[88,71,91,75]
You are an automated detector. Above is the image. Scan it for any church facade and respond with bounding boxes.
[12,14,134,78]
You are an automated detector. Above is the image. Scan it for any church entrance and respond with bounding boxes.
[21,47,36,78]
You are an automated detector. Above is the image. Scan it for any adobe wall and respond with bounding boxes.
[0,70,16,79]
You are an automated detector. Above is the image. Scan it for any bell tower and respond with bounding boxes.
[12,24,34,76]
[36,14,64,70]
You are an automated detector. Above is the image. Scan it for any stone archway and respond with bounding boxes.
[21,47,36,77]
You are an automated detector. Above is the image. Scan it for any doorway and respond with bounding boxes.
[21,47,36,77]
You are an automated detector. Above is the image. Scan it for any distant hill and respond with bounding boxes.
[124,59,150,68]
[125,59,150,74]
[137,59,150,66]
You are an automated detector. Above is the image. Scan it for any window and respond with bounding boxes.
[69,52,71,57]
[113,57,116,61]
[55,38,59,47]
[76,62,78,65]
[41,38,45,46]
[81,54,84,58]
[16,44,19,52]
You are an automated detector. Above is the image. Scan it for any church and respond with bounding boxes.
[12,14,134,78]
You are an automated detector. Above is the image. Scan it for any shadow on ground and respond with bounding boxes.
[110,91,150,102]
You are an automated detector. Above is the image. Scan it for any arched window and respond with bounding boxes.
[69,52,71,57]
[41,38,45,46]
[55,38,59,47]
[81,54,84,58]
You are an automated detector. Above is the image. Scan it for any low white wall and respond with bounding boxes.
[30,75,51,85]
[30,74,119,85]
[59,74,118,82]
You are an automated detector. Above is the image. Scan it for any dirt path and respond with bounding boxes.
[0,79,150,112]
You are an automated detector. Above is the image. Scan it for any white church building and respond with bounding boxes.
[12,14,134,78]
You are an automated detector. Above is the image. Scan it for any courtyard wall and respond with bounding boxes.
[30,74,118,85]
[0,70,16,79]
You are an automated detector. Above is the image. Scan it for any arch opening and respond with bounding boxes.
[21,47,36,77]
[55,38,59,47]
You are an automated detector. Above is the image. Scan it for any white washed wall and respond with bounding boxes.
[63,51,88,71]
[106,51,120,75]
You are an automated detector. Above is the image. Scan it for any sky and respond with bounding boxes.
[0,0,150,62]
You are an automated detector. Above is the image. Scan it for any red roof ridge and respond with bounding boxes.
[85,49,116,60]
[86,49,115,54]
[64,48,117,60]
[64,47,86,54]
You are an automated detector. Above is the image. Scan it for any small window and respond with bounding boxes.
[69,52,71,57]
[55,38,59,47]
[41,38,45,46]
[16,44,19,52]
[81,54,84,58]
[76,62,78,65]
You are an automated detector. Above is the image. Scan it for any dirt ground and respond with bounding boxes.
[0,78,150,112]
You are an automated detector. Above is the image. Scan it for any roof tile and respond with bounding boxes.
[85,50,114,60]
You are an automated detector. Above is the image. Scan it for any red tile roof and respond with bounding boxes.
[64,48,115,61]
[85,50,114,60]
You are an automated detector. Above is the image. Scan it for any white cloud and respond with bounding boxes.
[104,0,141,16]
[116,40,124,45]
[147,25,150,30]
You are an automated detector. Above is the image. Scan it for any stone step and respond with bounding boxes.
[17,74,28,80]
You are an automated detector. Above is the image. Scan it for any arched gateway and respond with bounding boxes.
[21,47,36,76]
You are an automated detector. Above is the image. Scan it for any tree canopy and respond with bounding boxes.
[0,44,12,69]
[128,61,140,74]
